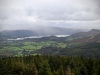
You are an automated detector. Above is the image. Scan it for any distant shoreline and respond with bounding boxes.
[7,35,69,41]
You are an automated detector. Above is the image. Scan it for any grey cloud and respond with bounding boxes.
[37,10,100,21]
[0,0,11,6]
[95,0,100,7]
[93,0,100,15]
[33,1,99,21]
[0,0,100,30]
[0,25,3,31]
[25,6,34,16]
[0,10,9,20]
[0,14,9,20]
[82,8,91,12]
[95,8,100,15]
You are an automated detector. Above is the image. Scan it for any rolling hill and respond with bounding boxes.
[70,29,100,37]
[0,27,84,39]
[69,33,100,44]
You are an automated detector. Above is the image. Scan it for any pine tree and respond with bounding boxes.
[65,66,74,75]
[38,60,53,75]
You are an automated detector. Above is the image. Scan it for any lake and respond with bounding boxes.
[8,35,69,41]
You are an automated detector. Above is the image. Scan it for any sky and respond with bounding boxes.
[0,0,100,31]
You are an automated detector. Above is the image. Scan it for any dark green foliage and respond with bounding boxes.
[60,42,100,58]
[0,55,100,75]
[38,60,53,75]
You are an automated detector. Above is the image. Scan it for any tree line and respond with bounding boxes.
[0,55,100,75]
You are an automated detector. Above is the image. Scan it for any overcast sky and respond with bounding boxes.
[0,0,100,30]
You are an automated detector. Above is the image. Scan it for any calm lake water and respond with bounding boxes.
[8,35,69,41]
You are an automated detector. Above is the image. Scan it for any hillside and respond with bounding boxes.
[70,29,100,37]
[59,42,100,57]
[69,33,100,44]
[0,27,84,39]
[0,28,100,58]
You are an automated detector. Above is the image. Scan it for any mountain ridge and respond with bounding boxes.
[0,27,84,39]
[69,33,100,44]
[70,29,100,37]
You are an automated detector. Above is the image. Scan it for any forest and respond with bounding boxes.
[0,55,100,75]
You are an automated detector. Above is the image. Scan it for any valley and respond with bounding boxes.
[0,29,100,58]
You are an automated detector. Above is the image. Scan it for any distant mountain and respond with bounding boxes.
[0,27,84,39]
[69,33,100,44]
[30,27,84,35]
[70,29,100,37]
[1,30,36,38]
[0,33,4,40]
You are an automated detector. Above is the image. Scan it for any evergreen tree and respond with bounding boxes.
[38,60,53,75]
[65,66,74,75]
[57,65,64,75]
